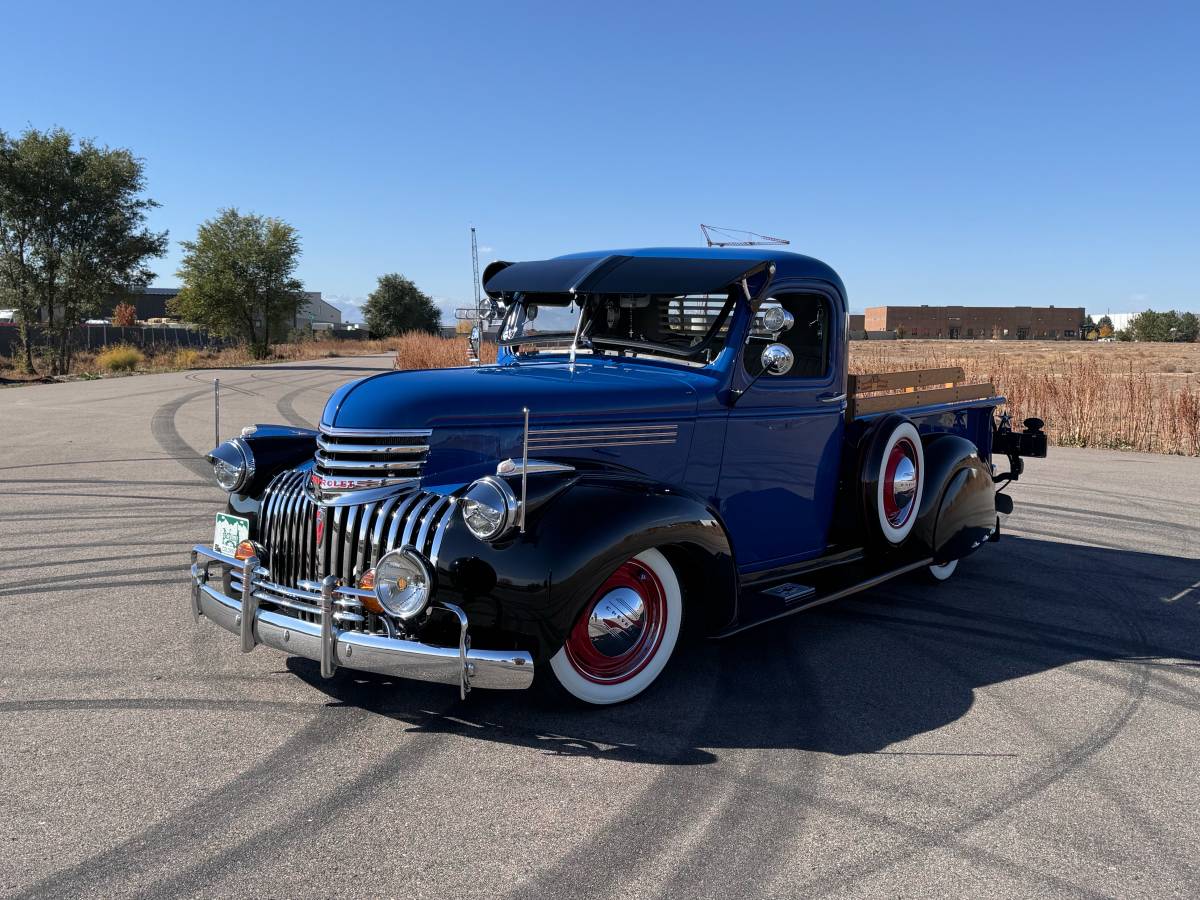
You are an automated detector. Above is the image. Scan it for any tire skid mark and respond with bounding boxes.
[0,576,183,604]
[790,582,1152,897]
[506,639,780,900]
[183,371,260,397]
[149,388,214,481]
[0,562,175,593]
[0,550,179,573]
[10,706,373,900]
[647,633,830,900]
[0,456,203,472]
[273,378,329,429]
[0,697,313,715]
[129,718,451,900]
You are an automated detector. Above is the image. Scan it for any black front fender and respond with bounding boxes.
[220,424,317,530]
[434,476,737,661]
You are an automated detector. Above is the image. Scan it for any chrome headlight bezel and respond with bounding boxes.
[206,438,254,493]
[373,547,433,620]
[460,475,519,542]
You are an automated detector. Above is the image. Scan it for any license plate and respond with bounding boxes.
[213,513,250,557]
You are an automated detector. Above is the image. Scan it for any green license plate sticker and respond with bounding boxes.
[213,513,250,557]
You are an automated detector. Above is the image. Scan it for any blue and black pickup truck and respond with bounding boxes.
[190,247,1046,705]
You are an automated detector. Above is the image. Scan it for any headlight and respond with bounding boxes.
[461,476,519,541]
[374,548,432,620]
[205,439,254,493]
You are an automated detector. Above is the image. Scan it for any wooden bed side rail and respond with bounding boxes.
[848,366,965,394]
[847,367,997,419]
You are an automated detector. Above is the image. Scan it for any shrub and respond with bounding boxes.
[111,302,138,327]
[393,332,496,370]
[97,344,144,372]
[172,348,202,369]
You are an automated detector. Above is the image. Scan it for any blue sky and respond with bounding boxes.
[4,1,1197,320]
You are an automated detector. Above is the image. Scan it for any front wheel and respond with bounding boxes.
[547,548,682,705]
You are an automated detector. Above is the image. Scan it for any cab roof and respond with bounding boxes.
[483,246,845,299]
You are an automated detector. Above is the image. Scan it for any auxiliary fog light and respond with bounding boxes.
[373,549,432,620]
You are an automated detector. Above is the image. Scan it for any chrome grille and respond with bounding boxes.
[314,427,431,486]
[254,470,458,629]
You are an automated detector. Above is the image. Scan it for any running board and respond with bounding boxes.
[712,557,934,639]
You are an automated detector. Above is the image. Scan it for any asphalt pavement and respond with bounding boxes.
[1,355,1198,899]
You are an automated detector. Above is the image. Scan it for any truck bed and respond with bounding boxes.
[847,366,1002,460]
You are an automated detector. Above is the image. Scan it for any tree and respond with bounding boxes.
[1177,311,1199,343]
[1098,323,1114,339]
[172,209,305,358]
[362,273,440,337]
[1097,315,1113,331]
[0,127,166,373]
[111,301,137,327]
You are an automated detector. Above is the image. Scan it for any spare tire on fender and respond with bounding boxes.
[859,414,925,546]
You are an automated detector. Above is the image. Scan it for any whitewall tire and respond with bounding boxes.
[874,420,925,545]
[548,548,682,705]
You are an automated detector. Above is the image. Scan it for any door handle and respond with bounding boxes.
[818,392,847,404]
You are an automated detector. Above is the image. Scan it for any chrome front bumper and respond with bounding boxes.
[190,545,534,697]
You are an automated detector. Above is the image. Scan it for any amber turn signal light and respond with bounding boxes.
[356,568,385,614]
[234,540,259,561]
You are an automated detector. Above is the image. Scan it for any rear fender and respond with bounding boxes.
[912,433,997,563]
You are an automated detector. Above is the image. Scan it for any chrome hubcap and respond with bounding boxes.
[587,587,647,656]
[890,455,917,522]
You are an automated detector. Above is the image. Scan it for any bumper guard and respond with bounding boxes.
[190,545,534,697]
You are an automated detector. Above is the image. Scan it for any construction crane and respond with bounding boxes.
[471,226,482,318]
[700,224,790,248]
[464,227,484,364]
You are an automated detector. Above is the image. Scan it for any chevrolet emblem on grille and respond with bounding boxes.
[307,426,431,504]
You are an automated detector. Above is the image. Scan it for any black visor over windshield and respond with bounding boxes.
[483,255,769,297]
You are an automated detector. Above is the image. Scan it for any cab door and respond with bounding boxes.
[716,288,847,572]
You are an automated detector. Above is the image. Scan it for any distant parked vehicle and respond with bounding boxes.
[190,247,1047,705]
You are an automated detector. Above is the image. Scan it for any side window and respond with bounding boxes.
[744,293,831,379]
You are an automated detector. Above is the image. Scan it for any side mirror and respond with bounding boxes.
[761,343,794,376]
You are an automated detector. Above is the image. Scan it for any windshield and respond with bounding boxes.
[499,298,580,346]
[499,292,737,364]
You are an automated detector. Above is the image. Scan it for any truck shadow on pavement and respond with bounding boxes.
[291,535,1200,765]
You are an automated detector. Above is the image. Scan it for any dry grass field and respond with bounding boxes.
[850,340,1200,456]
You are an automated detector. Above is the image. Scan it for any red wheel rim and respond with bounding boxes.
[882,437,919,528]
[564,558,667,684]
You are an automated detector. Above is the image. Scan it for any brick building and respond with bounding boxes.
[863,305,1084,340]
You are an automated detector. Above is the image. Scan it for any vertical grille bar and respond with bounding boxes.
[401,495,437,548]
[341,504,362,583]
[416,496,450,556]
[355,501,379,578]
[371,494,403,565]
[329,505,347,579]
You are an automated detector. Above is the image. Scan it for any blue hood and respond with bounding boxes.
[322,359,704,430]
[320,360,710,485]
